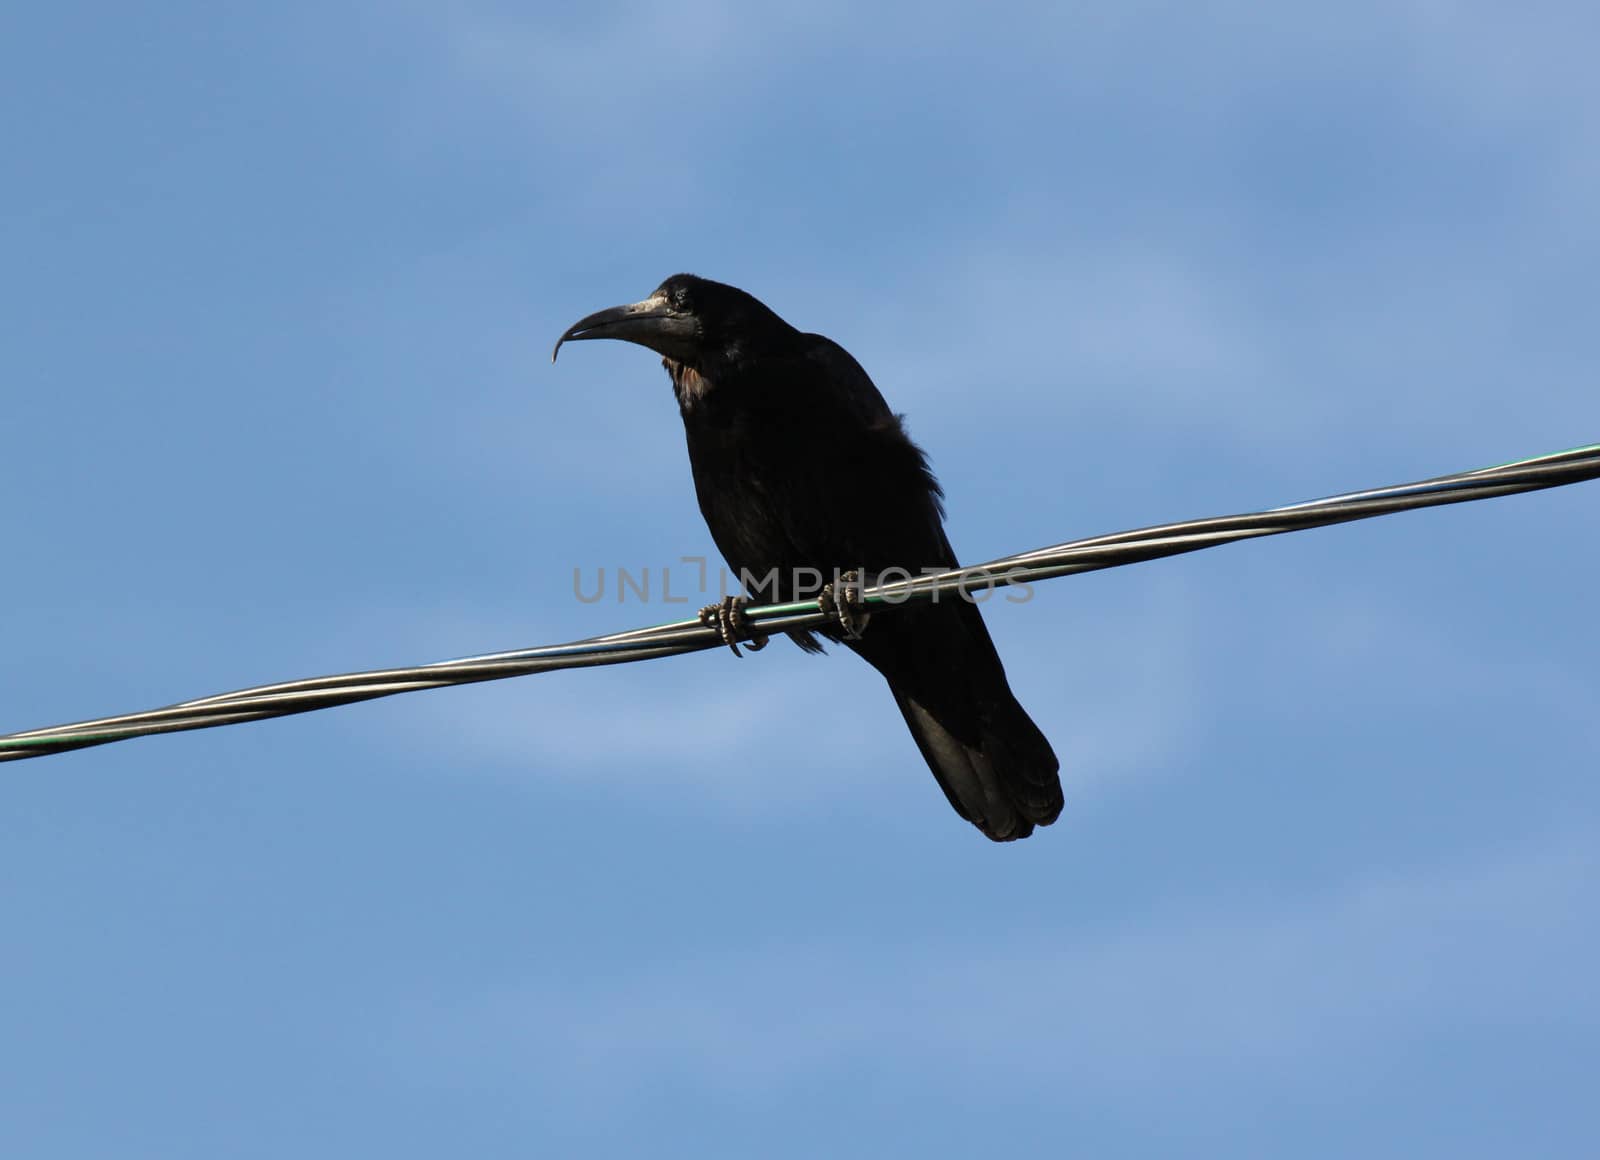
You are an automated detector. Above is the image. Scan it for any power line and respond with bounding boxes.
[3,441,1596,763]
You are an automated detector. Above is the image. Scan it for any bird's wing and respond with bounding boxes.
[789,337,949,565]
[798,336,896,420]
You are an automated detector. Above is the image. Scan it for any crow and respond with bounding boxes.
[553,274,1061,840]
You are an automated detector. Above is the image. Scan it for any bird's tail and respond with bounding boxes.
[889,682,1062,842]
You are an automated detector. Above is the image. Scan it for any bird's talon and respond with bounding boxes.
[698,596,767,657]
[821,571,871,640]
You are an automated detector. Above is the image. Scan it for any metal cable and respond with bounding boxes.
[3,441,1596,763]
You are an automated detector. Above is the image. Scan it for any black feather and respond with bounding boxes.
[560,274,1062,840]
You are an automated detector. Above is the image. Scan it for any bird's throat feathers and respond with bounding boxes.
[665,358,715,411]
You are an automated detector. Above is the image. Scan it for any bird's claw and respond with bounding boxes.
[698,596,768,658]
[820,571,871,640]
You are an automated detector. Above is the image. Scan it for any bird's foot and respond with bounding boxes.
[698,596,768,658]
[820,570,871,640]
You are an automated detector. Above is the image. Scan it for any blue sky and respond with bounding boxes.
[3,2,1598,1155]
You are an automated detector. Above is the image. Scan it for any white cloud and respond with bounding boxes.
[399,828,1600,1102]
[378,619,909,809]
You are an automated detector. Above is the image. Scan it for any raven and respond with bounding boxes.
[554,275,1061,840]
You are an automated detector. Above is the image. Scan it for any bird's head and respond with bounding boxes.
[551,274,795,372]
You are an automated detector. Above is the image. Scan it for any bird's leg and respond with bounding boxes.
[820,570,871,640]
[698,595,768,658]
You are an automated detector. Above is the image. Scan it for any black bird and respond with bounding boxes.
[553,275,1062,840]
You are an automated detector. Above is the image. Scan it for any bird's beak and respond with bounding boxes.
[551,293,699,363]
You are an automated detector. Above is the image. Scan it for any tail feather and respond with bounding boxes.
[890,683,1062,842]
[844,595,1061,841]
